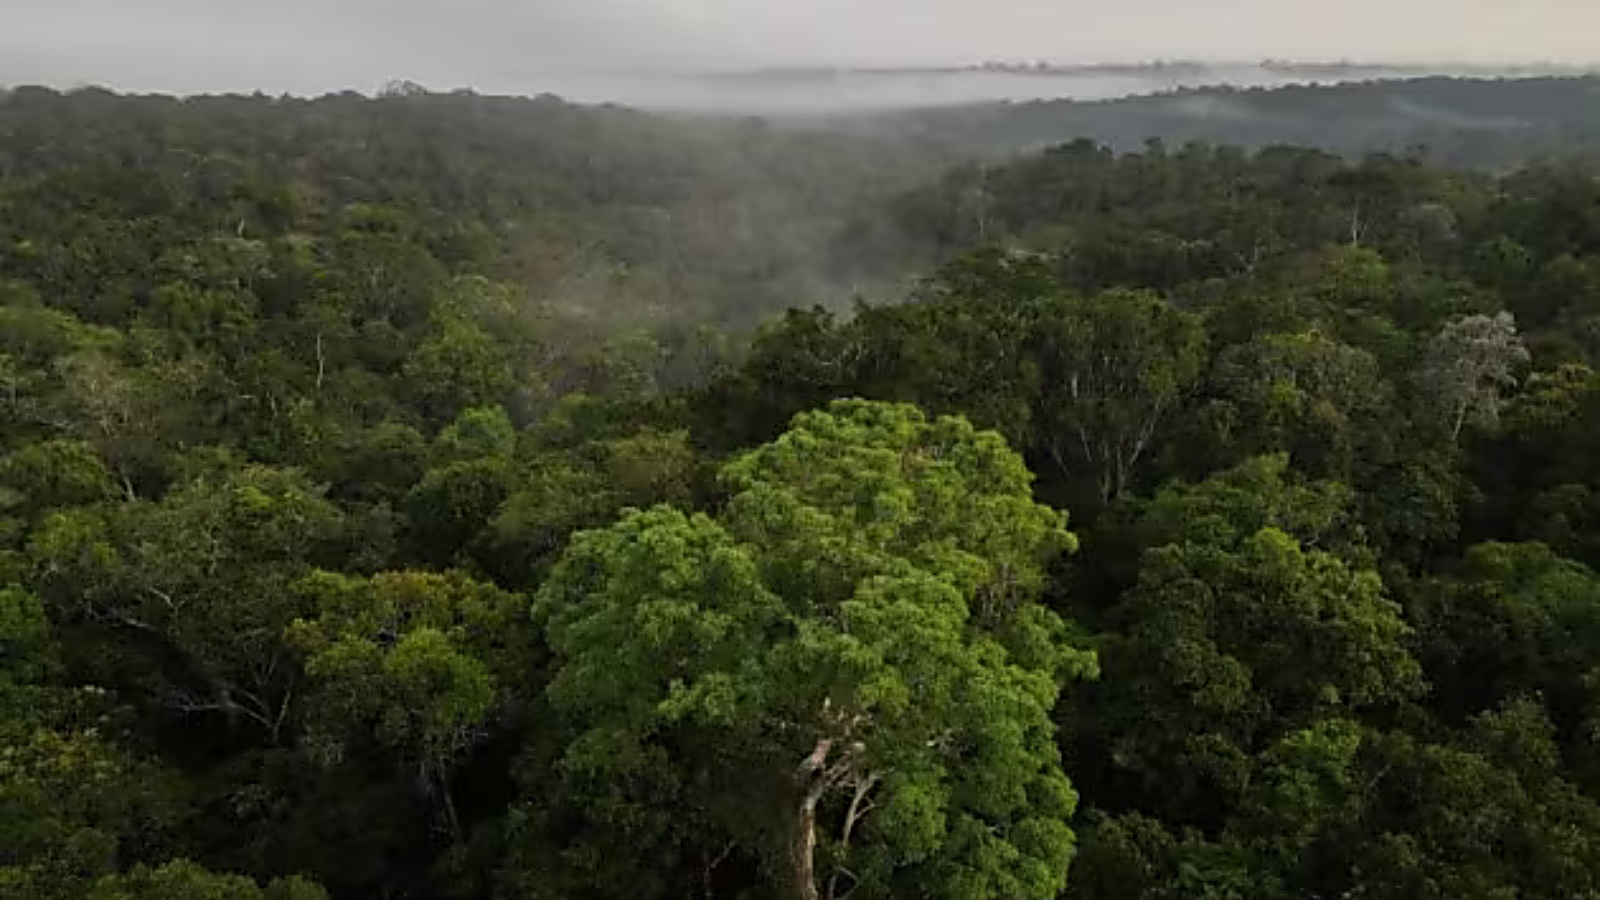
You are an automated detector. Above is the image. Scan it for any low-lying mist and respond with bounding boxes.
[513,62,1594,115]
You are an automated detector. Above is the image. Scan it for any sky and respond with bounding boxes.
[1,0,1597,97]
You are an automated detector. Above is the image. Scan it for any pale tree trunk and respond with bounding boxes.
[793,703,879,900]
[792,736,834,900]
[791,791,822,900]
[1451,399,1469,442]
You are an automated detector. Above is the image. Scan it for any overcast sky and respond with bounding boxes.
[1,0,1597,96]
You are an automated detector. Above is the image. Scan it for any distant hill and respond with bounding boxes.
[824,76,1600,168]
[489,62,1598,115]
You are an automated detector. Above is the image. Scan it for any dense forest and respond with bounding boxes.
[7,78,1600,900]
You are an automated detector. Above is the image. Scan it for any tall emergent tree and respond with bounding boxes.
[1418,311,1530,440]
[522,400,1097,900]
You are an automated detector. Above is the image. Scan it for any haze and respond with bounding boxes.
[2,0,1597,105]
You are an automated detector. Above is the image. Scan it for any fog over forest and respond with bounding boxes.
[493,63,1597,114]
[4,0,1599,101]
[14,3,1600,900]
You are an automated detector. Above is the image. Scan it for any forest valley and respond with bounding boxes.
[7,80,1600,900]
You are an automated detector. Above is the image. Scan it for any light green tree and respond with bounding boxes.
[288,569,527,838]
[525,400,1095,900]
[86,860,325,900]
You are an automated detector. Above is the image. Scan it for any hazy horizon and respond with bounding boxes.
[2,0,1597,107]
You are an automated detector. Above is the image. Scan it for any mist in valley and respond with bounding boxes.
[505,62,1592,115]
[13,4,1600,900]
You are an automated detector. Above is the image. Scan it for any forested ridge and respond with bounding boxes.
[7,81,1600,900]
[863,76,1600,166]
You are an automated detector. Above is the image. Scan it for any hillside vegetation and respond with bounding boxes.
[856,76,1600,166]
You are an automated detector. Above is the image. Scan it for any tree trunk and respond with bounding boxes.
[791,794,821,900]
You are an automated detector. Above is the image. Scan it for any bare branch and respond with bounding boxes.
[798,736,836,783]
[146,586,178,612]
[166,690,275,733]
[92,605,163,638]
[828,866,862,900]
[314,331,326,392]
[840,773,880,850]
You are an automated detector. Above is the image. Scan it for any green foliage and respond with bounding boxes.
[26,466,344,743]
[1132,454,1365,558]
[1066,457,1420,838]
[0,440,117,517]
[719,400,1077,624]
[86,860,326,900]
[522,401,1093,900]
[1405,542,1600,751]
[290,569,526,768]
[1,728,150,900]
[7,79,1600,900]
[0,586,56,688]
[1204,331,1393,479]
[1096,526,1421,815]
[0,589,194,900]
[1031,289,1207,503]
